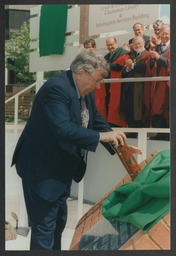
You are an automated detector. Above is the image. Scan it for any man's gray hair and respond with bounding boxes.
[132,36,145,44]
[70,50,110,78]
[133,22,144,30]
[161,24,170,30]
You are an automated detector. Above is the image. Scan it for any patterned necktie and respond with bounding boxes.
[80,97,89,162]
[108,52,114,62]
[81,97,86,127]
[162,43,166,52]
[80,97,89,128]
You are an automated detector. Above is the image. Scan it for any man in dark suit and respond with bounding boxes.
[129,22,150,51]
[12,50,139,250]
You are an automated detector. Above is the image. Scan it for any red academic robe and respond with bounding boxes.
[107,54,130,127]
[94,83,107,120]
[150,49,170,125]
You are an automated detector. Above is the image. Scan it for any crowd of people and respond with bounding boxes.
[84,21,170,140]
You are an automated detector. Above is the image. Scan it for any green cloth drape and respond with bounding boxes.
[102,149,170,233]
[39,5,68,57]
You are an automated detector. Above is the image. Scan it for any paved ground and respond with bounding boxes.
[6,196,93,251]
[62,197,93,250]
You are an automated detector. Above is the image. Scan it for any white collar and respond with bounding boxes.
[72,72,81,99]
[162,40,170,47]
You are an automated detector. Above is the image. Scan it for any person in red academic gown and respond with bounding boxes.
[94,36,130,127]
[149,24,170,140]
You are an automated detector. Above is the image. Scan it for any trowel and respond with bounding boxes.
[11,212,30,237]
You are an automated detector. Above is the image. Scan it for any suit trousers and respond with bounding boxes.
[22,180,71,250]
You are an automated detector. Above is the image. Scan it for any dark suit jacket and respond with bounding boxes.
[149,43,170,75]
[12,70,114,202]
[129,34,150,51]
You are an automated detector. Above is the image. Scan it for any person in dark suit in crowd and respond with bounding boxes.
[84,38,96,51]
[12,50,141,250]
[129,22,150,51]
[149,24,170,140]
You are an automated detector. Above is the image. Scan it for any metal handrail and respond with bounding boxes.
[5,82,37,104]
[102,76,170,83]
[5,76,169,105]
[5,82,37,130]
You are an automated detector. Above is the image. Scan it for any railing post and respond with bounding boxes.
[78,179,84,221]
[18,182,27,227]
[36,71,44,93]
[14,96,18,135]
[137,129,147,163]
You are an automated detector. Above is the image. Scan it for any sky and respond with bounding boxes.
[160,4,170,23]
[160,4,170,18]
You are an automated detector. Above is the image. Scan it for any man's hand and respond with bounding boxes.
[125,59,133,71]
[150,36,157,50]
[150,50,160,60]
[123,43,131,51]
[99,131,127,149]
[128,145,142,155]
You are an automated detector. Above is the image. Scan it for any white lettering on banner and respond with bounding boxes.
[89,4,159,35]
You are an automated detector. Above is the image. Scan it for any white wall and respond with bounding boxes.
[70,138,170,203]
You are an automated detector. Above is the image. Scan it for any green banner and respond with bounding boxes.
[39,5,68,57]
[102,149,170,233]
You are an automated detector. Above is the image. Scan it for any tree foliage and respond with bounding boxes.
[5,21,36,86]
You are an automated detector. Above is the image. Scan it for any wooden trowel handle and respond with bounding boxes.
[112,142,142,180]
[11,212,18,228]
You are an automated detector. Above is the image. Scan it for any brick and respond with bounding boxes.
[139,160,147,170]
[69,236,78,250]
[116,179,124,187]
[70,232,82,249]
[73,223,84,237]
[98,215,103,221]
[120,239,133,250]
[97,206,102,219]
[163,213,170,227]
[145,155,154,164]
[145,151,160,164]
[91,210,100,227]
[151,151,160,157]
[133,231,160,250]
[123,174,132,184]
[148,219,170,249]
[69,243,80,250]
[132,230,145,242]
[82,215,92,233]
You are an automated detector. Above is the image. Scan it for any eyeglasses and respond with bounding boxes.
[160,32,170,36]
[88,72,103,85]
